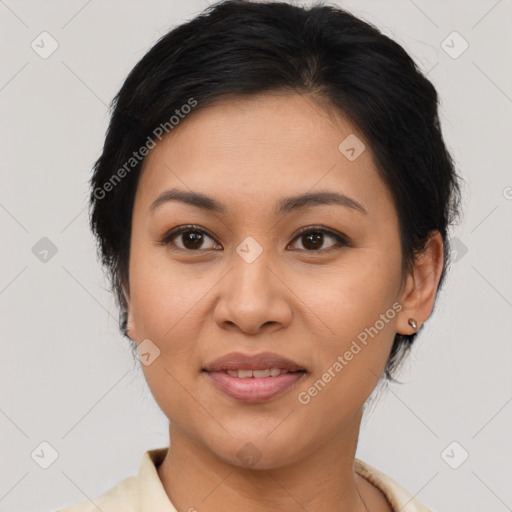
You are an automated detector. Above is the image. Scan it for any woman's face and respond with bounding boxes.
[127,92,414,468]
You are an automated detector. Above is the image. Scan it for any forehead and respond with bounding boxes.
[134,92,395,220]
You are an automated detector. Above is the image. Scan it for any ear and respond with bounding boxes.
[396,230,444,335]
[122,283,130,305]
[122,284,137,340]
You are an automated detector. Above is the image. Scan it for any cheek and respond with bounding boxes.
[128,244,206,396]
[303,249,401,339]
[293,288,398,436]
[129,241,204,338]
[129,251,206,428]
[296,250,401,398]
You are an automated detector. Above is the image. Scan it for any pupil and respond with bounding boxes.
[184,231,203,249]
[304,233,322,250]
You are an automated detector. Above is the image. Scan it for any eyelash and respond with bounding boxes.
[159,224,351,253]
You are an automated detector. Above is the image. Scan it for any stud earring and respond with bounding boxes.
[408,318,417,330]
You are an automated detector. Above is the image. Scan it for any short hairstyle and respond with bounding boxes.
[89,0,462,380]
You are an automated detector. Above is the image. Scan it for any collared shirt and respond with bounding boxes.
[55,447,434,512]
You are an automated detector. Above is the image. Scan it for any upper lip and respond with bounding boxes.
[203,352,306,372]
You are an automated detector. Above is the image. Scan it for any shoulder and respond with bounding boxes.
[354,459,437,512]
[54,475,138,512]
[53,447,171,512]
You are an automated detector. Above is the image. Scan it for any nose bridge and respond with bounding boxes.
[213,233,293,333]
[231,234,275,299]
[235,234,267,266]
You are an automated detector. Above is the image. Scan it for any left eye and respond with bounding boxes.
[288,226,348,251]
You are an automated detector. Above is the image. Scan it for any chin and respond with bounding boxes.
[205,431,309,471]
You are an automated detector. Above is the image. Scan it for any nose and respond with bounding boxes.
[213,250,293,335]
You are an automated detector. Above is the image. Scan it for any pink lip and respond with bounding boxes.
[202,351,307,403]
[203,351,306,372]
[204,371,306,403]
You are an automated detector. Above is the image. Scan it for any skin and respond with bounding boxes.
[125,91,444,512]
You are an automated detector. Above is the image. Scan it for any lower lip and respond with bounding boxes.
[204,371,306,403]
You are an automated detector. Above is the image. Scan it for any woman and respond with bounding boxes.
[58,1,462,510]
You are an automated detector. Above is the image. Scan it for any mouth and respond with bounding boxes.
[210,368,306,378]
[202,352,307,403]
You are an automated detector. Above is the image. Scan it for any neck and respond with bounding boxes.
[157,409,373,512]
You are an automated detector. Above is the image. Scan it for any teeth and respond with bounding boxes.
[225,368,290,378]
[253,369,270,378]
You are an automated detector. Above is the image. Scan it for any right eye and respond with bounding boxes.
[160,225,222,251]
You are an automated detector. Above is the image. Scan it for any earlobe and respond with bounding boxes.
[396,231,444,335]
[124,316,137,341]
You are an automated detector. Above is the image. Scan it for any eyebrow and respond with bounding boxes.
[149,187,367,216]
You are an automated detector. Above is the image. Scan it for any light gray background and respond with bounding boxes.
[1,1,511,511]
